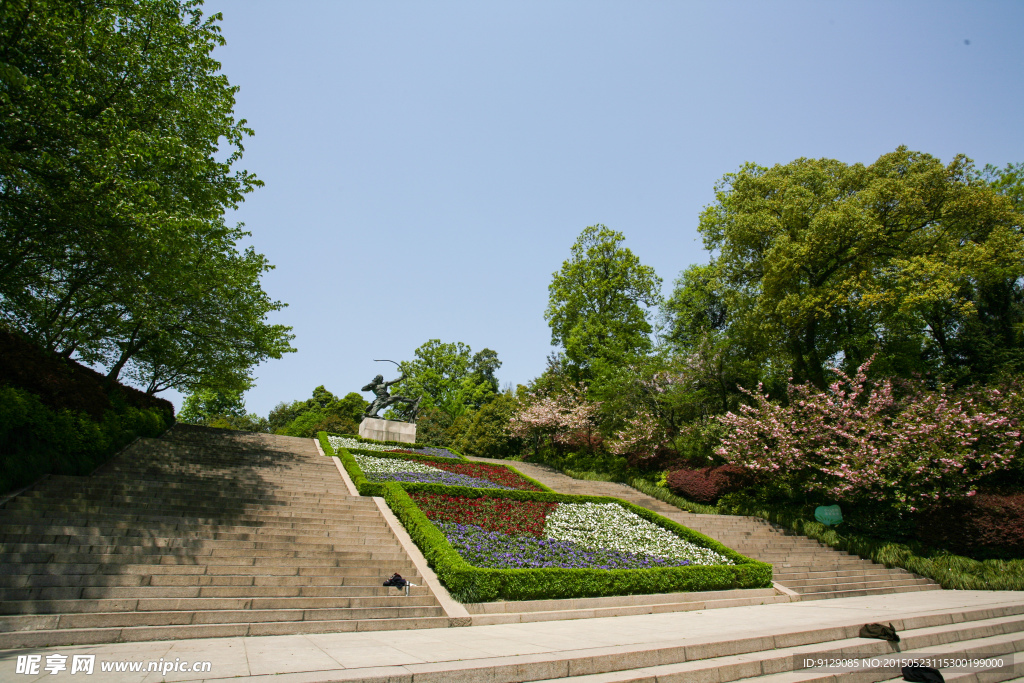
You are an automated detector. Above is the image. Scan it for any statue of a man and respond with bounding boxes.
[358,376,409,419]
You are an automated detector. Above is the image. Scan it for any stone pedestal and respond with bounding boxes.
[359,417,416,444]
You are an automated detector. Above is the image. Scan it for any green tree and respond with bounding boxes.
[178,386,267,431]
[545,225,662,377]
[395,340,501,421]
[271,388,368,437]
[454,391,523,458]
[699,148,1024,388]
[0,0,292,393]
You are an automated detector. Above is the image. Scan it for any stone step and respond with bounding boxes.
[0,615,457,649]
[0,572,426,589]
[0,584,435,601]
[0,594,441,615]
[373,605,1024,683]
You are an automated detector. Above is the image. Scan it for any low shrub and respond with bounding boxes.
[0,331,174,495]
[916,492,1024,559]
[666,465,748,504]
[0,385,172,495]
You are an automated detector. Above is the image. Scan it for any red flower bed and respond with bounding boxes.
[428,461,544,491]
[410,493,557,537]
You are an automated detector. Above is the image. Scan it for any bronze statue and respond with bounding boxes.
[361,374,420,422]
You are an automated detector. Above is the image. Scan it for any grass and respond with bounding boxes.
[546,465,1024,591]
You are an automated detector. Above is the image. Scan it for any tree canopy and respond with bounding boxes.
[545,224,662,376]
[0,0,293,393]
[394,340,502,422]
[696,147,1024,388]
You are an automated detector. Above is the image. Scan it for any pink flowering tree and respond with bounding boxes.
[717,359,1022,512]
[507,383,602,457]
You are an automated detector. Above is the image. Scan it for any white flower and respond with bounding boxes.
[351,453,438,475]
[544,502,733,566]
[329,436,402,453]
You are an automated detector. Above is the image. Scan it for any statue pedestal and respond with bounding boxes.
[359,417,416,444]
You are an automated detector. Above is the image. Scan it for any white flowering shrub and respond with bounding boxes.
[544,502,733,566]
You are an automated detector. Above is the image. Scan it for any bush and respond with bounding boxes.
[0,386,172,495]
[454,393,522,458]
[666,465,749,504]
[0,331,174,495]
[916,492,1024,559]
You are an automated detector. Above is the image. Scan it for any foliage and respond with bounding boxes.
[508,382,602,453]
[391,340,502,422]
[178,386,268,432]
[271,388,367,437]
[0,329,172,420]
[179,388,246,422]
[0,0,293,393]
[915,492,1024,559]
[698,147,1024,389]
[665,465,749,505]
[717,359,1021,512]
[453,391,523,458]
[546,225,662,376]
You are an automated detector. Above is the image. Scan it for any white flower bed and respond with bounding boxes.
[351,453,437,475]
[328,436,399,453]
[544,502,733,566]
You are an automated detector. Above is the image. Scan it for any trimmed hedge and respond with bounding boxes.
[319,431,771,601]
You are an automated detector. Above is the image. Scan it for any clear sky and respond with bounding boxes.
[165,0,1024,418]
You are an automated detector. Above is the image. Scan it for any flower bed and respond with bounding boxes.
[318,431,770,601]
[353,453,516,490]
[327,435,461,459]
[411,493,731,569]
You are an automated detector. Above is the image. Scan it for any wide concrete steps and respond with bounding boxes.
[0,424,454,648]
[367,603,1024,683]
[467,587,791,625]
[466,457,942,601]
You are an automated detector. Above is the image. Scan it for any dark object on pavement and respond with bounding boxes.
[382,573,408,588]
[902,664,944,682]
[859,623,900,642]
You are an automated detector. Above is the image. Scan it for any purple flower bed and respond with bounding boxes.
[392,446,460,459]
[435,522,693,570]
[364,471,511,490]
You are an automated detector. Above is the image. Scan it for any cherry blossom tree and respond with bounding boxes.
[717,359,1022,512]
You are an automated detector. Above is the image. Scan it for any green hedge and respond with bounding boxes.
[0,385,174,495]
[318,431,771,601]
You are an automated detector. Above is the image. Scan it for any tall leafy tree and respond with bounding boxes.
[545,224,662,377]
[395,340,502,421]
[0,0,292,392]
[699,148,1023,388]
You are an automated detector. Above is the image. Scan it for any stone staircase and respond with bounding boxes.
[0,424,452,648]
[388,602,1024,683]
[467,457,941,601]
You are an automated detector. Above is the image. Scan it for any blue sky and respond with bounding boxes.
[168,0,1024,417]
